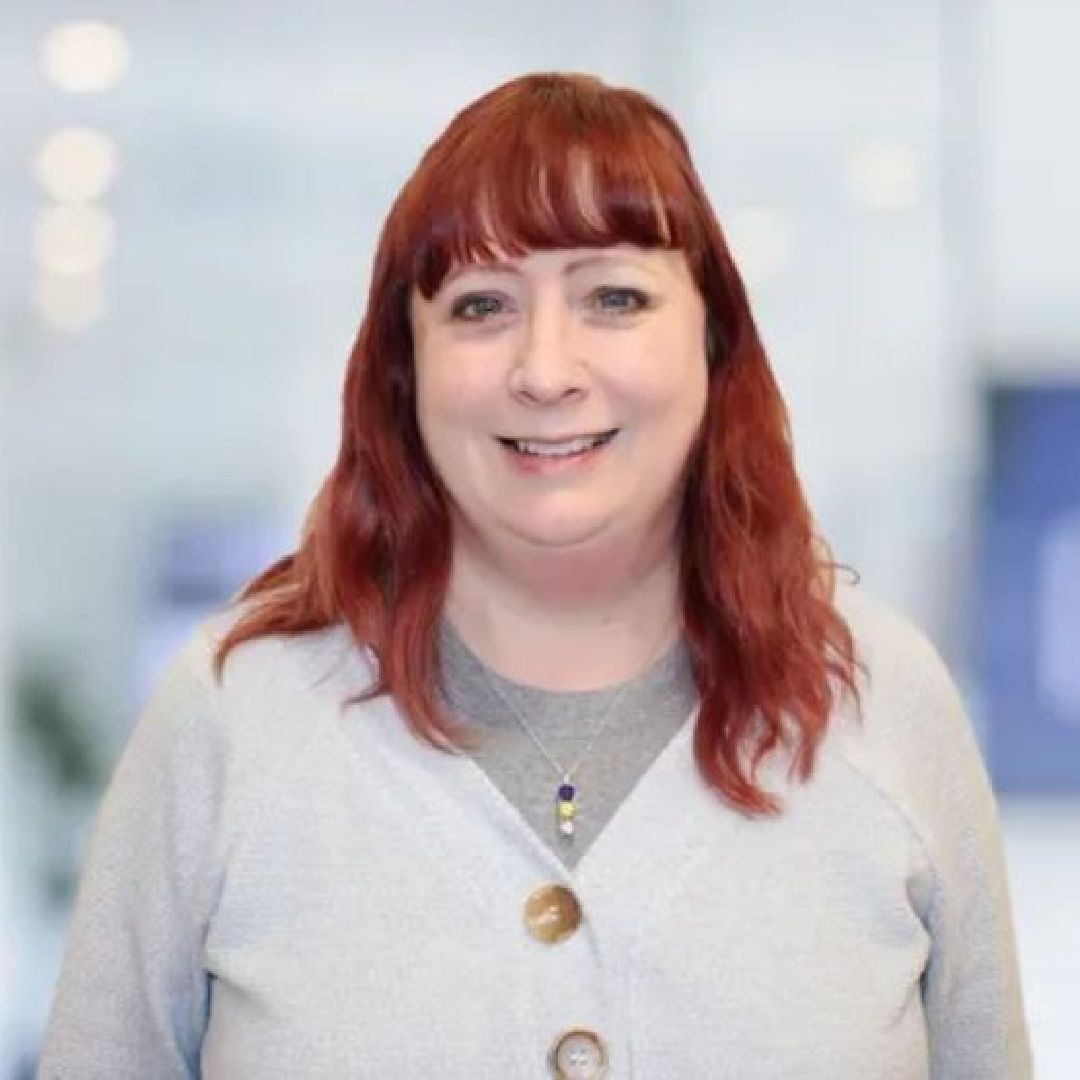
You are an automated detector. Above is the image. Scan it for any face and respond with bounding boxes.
[409,244,708,558]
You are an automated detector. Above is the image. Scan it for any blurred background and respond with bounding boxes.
[1,0,1077,1074]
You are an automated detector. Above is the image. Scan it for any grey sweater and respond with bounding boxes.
[38,583,1032,1078]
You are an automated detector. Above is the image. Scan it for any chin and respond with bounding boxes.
[505,515,616,551]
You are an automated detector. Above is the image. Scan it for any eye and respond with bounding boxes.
[450,292,512,321]
[589,286,649,315]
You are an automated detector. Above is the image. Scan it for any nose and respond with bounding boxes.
[509,292,585,405]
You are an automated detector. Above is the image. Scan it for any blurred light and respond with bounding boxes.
[847,139,920,210]
[33,204,116,275]
[725,207,790,287]
[34,270,106,332]
[40,21,130,93]
[34,127,118,203]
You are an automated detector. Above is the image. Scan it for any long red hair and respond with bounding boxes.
[215,72,862,814]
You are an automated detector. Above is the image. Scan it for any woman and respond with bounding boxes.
[39,73,1031,1078]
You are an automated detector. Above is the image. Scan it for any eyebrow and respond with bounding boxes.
[441,253,653,288]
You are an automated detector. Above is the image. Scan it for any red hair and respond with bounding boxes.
[215,72,862,814]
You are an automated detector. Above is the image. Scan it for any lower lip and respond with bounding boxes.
[498,434,618,475]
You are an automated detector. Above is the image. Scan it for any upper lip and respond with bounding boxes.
[497,429,618,443]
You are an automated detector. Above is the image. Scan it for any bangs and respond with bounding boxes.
[407,77,704,298]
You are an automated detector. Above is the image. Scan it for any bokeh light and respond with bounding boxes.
[34,270,106,332]
[40,20,130,93]
[34,127,118,203]
[33,204,116,275]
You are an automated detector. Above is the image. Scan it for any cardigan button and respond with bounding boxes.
[523,884,582,945]
[550,1028,608,1079]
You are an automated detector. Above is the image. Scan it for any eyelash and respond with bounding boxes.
[449,287,650,322]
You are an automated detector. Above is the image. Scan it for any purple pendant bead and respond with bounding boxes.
[558,783,575,801]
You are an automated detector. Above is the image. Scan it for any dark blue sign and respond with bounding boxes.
[978,384,1080,791]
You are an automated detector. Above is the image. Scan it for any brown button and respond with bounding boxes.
[523,883,582,944]
[550,1028,608,1079]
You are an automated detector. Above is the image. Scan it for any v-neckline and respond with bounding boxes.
[330,633,720,917]
[436,616,699,872]
[456,704,701,885]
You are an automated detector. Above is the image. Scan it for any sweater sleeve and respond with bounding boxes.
[902,633,1033,1078]
[37,636,225,1079]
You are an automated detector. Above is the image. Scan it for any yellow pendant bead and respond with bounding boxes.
[556,783,577,839]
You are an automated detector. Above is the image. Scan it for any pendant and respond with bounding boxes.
[556,782,576,839]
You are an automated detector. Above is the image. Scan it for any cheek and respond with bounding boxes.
[611,337,707,422]
[415,353,494,432]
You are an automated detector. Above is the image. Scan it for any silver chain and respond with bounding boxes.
[478,625,675,784]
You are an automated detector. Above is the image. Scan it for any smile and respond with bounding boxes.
[496,430,619,458]
[495,429,620,473]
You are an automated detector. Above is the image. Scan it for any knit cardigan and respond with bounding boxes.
[38,584,1032,1078]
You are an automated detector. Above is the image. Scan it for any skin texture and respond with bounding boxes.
[409,244,708,689]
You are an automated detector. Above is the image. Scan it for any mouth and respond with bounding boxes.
[495,429,620,458]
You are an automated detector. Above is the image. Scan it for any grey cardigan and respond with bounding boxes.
[38,584,1032,1078]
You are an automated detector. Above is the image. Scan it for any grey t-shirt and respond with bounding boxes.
[437,617,700,868]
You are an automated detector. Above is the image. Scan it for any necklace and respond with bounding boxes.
[479,626,674,842]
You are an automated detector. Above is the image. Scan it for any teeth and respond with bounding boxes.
[511,433,611,457]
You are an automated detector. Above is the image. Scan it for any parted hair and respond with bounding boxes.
[215,72,862,815]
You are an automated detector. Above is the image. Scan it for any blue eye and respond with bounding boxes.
[591,287,648,314]
[450,293,508,321]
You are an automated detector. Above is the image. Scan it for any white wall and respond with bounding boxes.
[983,0,1080,367]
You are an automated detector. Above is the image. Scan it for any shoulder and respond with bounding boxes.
[823,579,999,870]
[132,604,381,813]
[832,578,954,697]
[830,579,970,748]
[169,602,374,702]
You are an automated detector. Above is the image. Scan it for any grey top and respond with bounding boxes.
[437,618,699,869]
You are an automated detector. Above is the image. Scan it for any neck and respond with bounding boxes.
[444,526,682,691]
